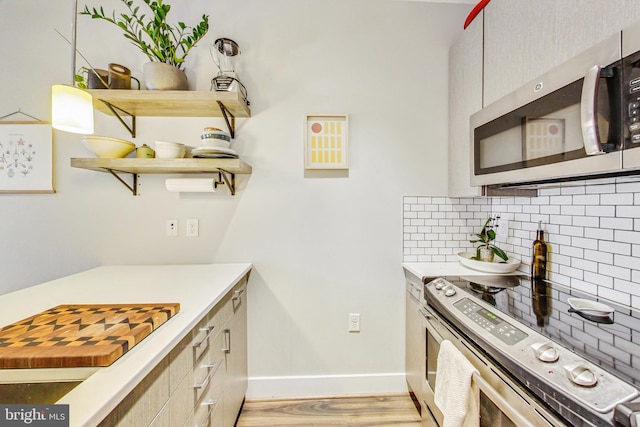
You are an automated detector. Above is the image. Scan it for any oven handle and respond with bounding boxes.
[581,64,604,155]
[419,307,446,343]
[472,372,536,427]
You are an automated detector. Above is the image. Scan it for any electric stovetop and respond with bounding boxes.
[439,274,640,388]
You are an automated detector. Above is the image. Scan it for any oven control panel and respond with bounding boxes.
[454,298,528,345]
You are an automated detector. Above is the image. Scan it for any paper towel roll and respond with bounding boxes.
[165,178,216,192]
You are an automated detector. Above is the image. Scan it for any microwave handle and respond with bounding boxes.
[581,64,605,155]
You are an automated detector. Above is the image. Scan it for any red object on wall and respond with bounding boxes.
[464,0,490,29]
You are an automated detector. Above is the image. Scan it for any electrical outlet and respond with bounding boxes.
[166,219,178,237]
[493,214,508,242]
[186,219,199,237]
[348,313,360,332]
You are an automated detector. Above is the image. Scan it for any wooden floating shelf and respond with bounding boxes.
[71,158,252,175]
[86,89,251,118]
[70,158,252,196]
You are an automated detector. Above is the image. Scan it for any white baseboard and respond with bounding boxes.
[245,372,408,399]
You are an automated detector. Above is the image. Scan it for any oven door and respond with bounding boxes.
[420,306,548,427]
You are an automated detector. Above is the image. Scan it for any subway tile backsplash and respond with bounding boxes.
[403,178,640,309]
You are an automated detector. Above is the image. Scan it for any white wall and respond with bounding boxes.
[0,0,470,397]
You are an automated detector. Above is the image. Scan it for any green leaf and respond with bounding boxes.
[491,246,509,261]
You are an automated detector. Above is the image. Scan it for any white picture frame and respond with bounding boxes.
[0,122,54,194]
[304,114,349,170]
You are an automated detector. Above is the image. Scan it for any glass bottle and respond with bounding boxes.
[531,221,547,280]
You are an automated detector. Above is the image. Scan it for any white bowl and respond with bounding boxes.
[456,251,521,274]
[201,129,231,149]
[201,128,230,140]
[200,138,230,149]
[82,136,136,158]
[154,141,186,158]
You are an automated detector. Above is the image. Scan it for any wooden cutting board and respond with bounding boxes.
[0,303,180,368]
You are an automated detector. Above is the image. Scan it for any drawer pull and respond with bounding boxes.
[194,400,217,427]
[201,399,217,408]
[192,326,215,349]
[193,363,217,389]
[232,289,245,301]
[223,328,231,354]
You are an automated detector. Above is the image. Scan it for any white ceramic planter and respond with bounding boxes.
[142,62,188,90]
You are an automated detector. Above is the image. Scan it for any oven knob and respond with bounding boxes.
[531,341,559,363]
[444,287,457,297]
[563,362,598,387]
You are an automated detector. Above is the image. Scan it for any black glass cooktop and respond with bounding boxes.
[440,275,640,387]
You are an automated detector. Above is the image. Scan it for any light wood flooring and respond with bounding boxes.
[236,394,423,427]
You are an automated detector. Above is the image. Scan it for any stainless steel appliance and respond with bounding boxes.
[405,271,640,427]
[210,38,248,104]
[471,20,640,188]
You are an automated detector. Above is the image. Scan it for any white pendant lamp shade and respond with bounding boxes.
[51,85,94,134]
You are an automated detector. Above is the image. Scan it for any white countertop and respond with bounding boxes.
[0,263,252,427]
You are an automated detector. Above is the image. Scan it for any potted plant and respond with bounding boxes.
[81,0,209,90]
[469,217,509,262]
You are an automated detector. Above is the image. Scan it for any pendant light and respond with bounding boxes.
[51,0,94,134]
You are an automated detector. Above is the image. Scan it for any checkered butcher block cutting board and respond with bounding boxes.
[0,303,180,368]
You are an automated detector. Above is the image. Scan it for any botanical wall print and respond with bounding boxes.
[305,114,349,170]
[0,122,53,193]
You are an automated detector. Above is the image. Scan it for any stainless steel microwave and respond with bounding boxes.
[471,21,640,187]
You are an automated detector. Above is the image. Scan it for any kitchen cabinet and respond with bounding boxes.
[483,0,640,106]
[97,276,249,427]
[70,158,252,196]
[405,279,425,410]
[447,10,483,197]
[222,287,248,427]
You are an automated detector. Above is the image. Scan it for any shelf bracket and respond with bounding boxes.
[216,101,236,139]
[214,170,236,195]
[99,100,137,138]
[106,169,139,196]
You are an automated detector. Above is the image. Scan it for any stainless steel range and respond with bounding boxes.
[409,272,640,427]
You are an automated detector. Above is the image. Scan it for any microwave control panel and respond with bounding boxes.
[624,51,640,144]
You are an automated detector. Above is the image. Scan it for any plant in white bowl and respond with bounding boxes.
[469,217,509,262]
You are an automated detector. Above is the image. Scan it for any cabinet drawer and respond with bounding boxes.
[189,363,224,427]
[194,331,225,403]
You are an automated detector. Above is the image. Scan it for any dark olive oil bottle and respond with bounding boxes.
[531,221,547,280]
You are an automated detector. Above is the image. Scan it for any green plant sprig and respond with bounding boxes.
[81,0,209,69]
[469,217,509,262]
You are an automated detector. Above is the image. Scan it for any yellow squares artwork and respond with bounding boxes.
[305,115,348,169]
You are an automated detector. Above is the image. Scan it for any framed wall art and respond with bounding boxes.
[0,112,54,194]
[305,114,349,170]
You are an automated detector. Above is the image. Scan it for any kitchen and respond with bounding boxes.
[1,0,640,426]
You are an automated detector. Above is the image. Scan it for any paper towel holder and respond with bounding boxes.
[165,172,236,194]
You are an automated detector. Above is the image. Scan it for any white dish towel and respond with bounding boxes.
[434,339,480,427]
